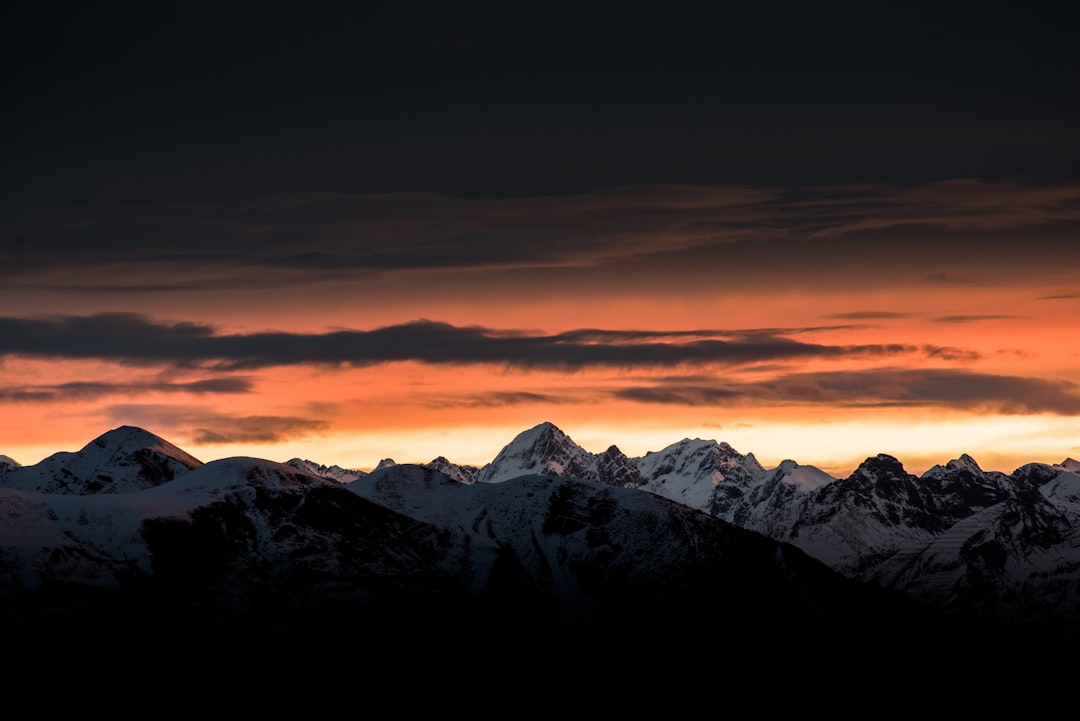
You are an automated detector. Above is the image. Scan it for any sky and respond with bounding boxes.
[2,2,1079,477]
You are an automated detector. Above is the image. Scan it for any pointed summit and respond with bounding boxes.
[425,456,479,484]
[948,453,983,472]
[922,453,986,479]
[476,422,594,483]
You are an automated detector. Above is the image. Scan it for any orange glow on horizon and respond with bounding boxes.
[2,182,1079,480]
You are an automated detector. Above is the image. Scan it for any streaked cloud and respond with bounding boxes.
[0,377,252,402]
[103,404,329,444]
[424,391,568,409]
[921,273,988,286]
[0,313,975,370]
[612,368,1080,415]
[3,180,1078,290]
[934,315,1019,323]
[825,311,916,320]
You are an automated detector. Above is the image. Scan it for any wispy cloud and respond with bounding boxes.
[921,273,988,286]
[424,391,568,409]
[104,405,328,444]
[0,377,252,402]
[0,313,975,370]
[934,315,1019,323]
[825,311,916,320]
[3,180,1078,288]
[612,368,1080,414]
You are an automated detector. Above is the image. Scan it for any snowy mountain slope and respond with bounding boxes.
[284,457,367,483]
[346,461,966,652]
[636,437,767,514]
[466,422,1080,641]
[476,423,836,527]
[424,455,479,484]
[720,459,830,538]
[475,421,600,483]
[0,425,203,494]
[0,425,993,666]
[754,452,1080,644]
[0,454,450,599]
[5,422,1080,665]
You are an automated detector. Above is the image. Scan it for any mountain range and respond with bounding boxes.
[3,421,1079,692]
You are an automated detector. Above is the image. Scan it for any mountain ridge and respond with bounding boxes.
[3,420,1080,662]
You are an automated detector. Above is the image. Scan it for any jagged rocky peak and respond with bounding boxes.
[425,456,478,484]
[921,453,986,479]
[1010,461,1063,488]
[515,421,574,455]
[1059,458,1080,472]
[477,421,593,483]
[633,437,769,516]
[948,453,982,472]
[0,454,21,471]
[638,437,765,482]
[847,453,912,487]
[595,444,646,488]
[284,458,366,484]
[374,458,397,471]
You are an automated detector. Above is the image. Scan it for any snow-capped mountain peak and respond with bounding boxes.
[284,458,367,483]
[425,456,479,484]
[476,421,594,483]
[769,459,836,490]
[0,425,203,494]
[97,425,204,467]
[636,437,767,514]
[4,421,1080,672]
[948,453,982,471]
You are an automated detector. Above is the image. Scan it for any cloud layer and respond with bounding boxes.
[3,181,1078,290]
[3,312,1075,420]
[0,313,969,370]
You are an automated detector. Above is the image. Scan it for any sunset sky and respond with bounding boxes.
[2,2,1078,477]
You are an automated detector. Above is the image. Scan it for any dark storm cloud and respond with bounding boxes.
[0,314,215,359]
[104,405,328,444]
[4,2,1077,213]
[0,313,971,370]
[0,377,252,403]
[613,369,1080,415]
[3,181,1079,287]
